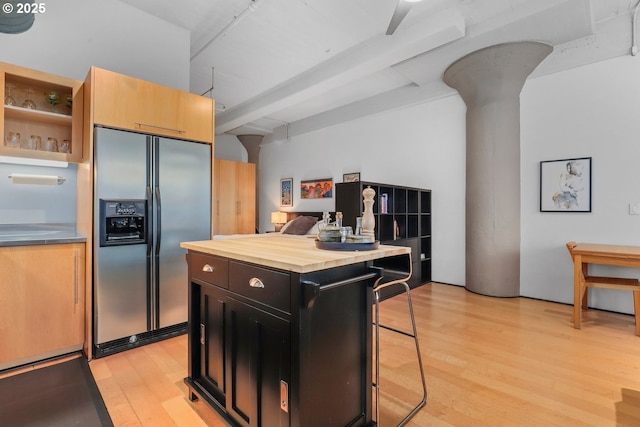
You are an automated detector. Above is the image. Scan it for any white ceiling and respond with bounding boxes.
[119,0,639,137]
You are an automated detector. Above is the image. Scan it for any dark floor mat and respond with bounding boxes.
[0,357,113,427]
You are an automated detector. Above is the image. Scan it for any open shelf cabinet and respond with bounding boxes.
[1,62,83,163]
[335,181,432,298]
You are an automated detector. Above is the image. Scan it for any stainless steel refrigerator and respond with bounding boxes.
[93,126,211,357]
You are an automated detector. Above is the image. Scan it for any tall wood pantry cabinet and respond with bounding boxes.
[214,159,256,235]
[335,181,432,297]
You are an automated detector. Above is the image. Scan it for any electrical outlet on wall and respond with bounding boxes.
[629,203,640,215]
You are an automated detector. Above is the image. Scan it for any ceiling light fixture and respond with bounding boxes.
[0,0,35,34]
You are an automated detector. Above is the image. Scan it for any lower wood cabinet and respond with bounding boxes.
[0,243,85,371]
[185,251,378,427]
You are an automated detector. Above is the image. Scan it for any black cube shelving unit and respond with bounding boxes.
[335,181,432,300]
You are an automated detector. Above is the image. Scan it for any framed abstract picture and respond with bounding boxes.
[540,157,592,212]
[280,178,293,207]
[301,178,333,199]
[343,172,360,182]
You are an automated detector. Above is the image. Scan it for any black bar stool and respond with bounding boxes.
[373,253,427,426]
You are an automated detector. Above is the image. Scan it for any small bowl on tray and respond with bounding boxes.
[315,236,379,251]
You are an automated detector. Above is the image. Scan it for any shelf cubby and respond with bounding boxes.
[1,63,83,163]
[335,180,432,299]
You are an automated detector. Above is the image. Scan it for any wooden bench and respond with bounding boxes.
[566,241,640,335]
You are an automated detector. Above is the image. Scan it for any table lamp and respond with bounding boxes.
[271,211,288,232]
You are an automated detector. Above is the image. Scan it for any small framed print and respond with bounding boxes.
[301,178,333,199]
[280,178,293,207]
[540,157,592,212]
[343,172,360,183]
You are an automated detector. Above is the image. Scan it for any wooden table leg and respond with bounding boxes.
[581,263,589,309]
[573,254,583,329]
[634,290,640,336]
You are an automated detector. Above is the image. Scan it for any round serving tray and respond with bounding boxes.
[315,240,379,251]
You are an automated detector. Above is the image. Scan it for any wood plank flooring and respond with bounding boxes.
[89,282,640,427]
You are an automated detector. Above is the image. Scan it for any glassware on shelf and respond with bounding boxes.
[44,137,58,152]
[65,94,72,112]
[22,135,41,150]
[60,139,70,153]
[21,88,37,109]
[6,132,21,148]
[4,84,17,106]
[44,90,61,112]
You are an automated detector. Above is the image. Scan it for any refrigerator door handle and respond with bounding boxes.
[155,185,162,256]
[146,185,153,257]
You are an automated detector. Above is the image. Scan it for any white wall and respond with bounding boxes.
[0,0,190,225]
[215,134,248,161]
[260,54,640,314]
[521,55,640,314]
[0,162,77,223]
[259,95,467,286]
[0,0,189,89]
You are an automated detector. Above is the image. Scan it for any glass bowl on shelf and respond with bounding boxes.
[4,84,17,106]
[21,88,37,110]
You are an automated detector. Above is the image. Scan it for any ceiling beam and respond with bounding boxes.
[264,81,457,143]
[215,8,466,134]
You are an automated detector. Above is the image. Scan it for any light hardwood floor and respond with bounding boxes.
[89,282,640,427]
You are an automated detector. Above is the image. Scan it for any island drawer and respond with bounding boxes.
[229,261,290,313]
[190,252,229,288]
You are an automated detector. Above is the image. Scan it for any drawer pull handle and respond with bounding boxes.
[249,277,265,288]
[280,380,289,413]
[202,264,214,273]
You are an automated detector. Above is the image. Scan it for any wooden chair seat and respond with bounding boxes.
[566,241,640,336]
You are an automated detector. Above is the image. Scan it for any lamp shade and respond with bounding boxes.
[271,212,288,224]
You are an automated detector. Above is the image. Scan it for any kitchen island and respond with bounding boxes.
[180,234,410,427]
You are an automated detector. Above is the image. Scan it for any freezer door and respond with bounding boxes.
[95,244,149,343]
[155,137,211,328]
[94,127,150,344]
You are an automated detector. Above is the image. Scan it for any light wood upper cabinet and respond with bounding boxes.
[0,62,84,162]
[0,243,85,371]
[90,67,213,143]
[214,159,256,235]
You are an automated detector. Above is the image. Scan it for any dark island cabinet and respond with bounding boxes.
[184,250,379,427]
[225,296,291,427]
[336,181,432,298]
[198,283,227,407]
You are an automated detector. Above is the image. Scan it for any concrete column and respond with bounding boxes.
[236,134,263,232]
[443,42,552,297]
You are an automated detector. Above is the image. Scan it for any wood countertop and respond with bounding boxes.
[180,234,410,273]
[571,243,640,259]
